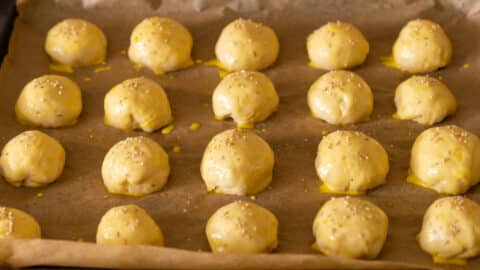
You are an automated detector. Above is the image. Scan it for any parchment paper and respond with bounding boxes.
[0,0,479,269]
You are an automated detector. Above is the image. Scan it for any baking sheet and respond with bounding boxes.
[0,0,480,269]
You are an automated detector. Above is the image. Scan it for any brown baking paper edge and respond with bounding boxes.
[1,0,480,269]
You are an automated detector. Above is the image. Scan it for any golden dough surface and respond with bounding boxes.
[418,196,480,263]
[313,196,388,259]
[308,70,373,125]
[394,75,456,125]
[212,70,279,128]
[215,18,279,71]
[104,77,172,132]
[200,128,274,195]
[0,130,65,188]
[315,130,389,194]
[393,19,452,73]
[206,200,278,253]
[102,136,170,196]
[45,18,107,67]
[128,17,193,73]
[307,21,369,70]
[96,204,164,246]
[15,75,82,128]
[409,125,480,195]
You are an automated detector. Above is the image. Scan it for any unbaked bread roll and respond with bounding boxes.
[307,21,369,70]
[104,77,172,132]
[45,18,107,67]
[315,130,389,194]
[128,17,193,74]
[313,196,388,259]
[206,200,278,253]
[200,129,274,195]
[408,125,480,195]
[308,70,373,125]
[418,196,480,264]
[0,130,65,188]
[0,207,41,239]
[96,204,163,246]
[394,76,456,125]
[102,136,170,196]
[215,18,279,71]
[15,75,82,128]
[212,70,279,128]
[393,19,452,73]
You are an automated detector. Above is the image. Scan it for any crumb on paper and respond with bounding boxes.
[172,146,181,153]
[463,63,470,69]
[36,192,44,198]
[190,122,201,131]
[250,195,256,200]
[94,66,112,73]
[161,124,175,135]
[49,63,74,73]
[83,77,92,82]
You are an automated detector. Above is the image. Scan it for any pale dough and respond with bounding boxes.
[104,77,172,132]
[45,18,107,67]
[313,196,388,259]
[394,75,456,125]
[409,125,480,195]
[0,130,65,188]
[128,17,193,74]
[315,130,389,194]
[215,18,279,71]
[102,136,170,196]
[206,200,278,253]
[96,204,164,246]
[212,70,279,128]
[200,129,274,195]
[0,207,41,239]
[308,70,373,125]
[16,75,82,128]
[307,21,369,70]
[393,19,452,73]
[418,196,480,264]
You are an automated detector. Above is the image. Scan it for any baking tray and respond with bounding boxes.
[1,0,480,269]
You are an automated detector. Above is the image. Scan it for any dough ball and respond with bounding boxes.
[409,125,480,194]
[313,196,388,259]
[394,76,456,125]
[212,70,279,128]
[128,17,193,73]
[45,18,107,67]
[15,75,82,128]
[0,130,65,187]
[200,129,274,195]
[104,77,172,132]
[315,130,389,194]
[307,70,373,125]
[307,21,369,70]
[215,18,279,71]
[393,19,452,73]
[0,207,41,239]
[102,136,170,196]
[418,196,480,263]
[96,204,163,246]
[206,200,278,253]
